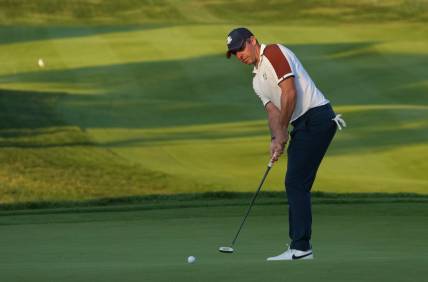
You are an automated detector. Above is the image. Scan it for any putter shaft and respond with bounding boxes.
[231,161,273,246]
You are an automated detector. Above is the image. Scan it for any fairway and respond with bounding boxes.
[1,200,427,282]
[1,1,428,205]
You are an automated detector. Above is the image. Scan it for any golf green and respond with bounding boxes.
[1,201,427,281]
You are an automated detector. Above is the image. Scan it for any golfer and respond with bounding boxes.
[226,27,345,260]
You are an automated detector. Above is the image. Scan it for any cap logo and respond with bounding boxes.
[227,36,232,45]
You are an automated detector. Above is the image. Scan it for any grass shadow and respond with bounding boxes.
[0,42,427,154]
[0,24,168,45]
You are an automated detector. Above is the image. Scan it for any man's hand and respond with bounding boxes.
[265,77,296,163]
[270,132,288,162]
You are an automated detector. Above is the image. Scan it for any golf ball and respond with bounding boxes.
[187,256,196,264]
[38,58,45,68]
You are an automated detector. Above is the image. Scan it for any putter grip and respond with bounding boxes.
[268,153,278,167]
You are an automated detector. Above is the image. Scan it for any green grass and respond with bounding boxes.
[1,191,427,212]
[0,202,427,281]
[0,0,427,25]
[0,1,427,204]
[1,3,427,281]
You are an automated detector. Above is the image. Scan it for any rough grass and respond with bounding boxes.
[0,0,427,25]
[1,192,427,214]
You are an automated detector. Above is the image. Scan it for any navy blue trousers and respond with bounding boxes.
[286,103,337,251]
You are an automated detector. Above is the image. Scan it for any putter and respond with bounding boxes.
[219,155,277,254]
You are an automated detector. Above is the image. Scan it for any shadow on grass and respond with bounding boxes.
[0,25,167,45]
[0,42,427,154]
[0,89,426,155]
[0,88,96,148]
[0,89,65,130]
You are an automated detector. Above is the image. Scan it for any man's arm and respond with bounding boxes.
[265,77,297,161]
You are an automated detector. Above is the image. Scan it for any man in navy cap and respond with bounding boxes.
[226,27,346,261]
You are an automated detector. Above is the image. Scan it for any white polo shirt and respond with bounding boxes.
[252,44,329,122]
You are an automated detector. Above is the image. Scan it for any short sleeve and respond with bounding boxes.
[264,44,295,84]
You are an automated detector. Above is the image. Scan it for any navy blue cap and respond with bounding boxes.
[226,27,253,58]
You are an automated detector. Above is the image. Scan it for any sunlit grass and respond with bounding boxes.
[0,3,427,204]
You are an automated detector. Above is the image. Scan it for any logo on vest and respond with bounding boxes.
[263,72,267,80]
[227,36,232,45]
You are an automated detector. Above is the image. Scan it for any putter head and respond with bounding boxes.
[219,246,234,253]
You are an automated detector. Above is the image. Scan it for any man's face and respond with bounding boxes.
[234,37,257,65]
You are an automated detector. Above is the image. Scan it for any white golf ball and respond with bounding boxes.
[37,58,45,68]
[187,256,196,264]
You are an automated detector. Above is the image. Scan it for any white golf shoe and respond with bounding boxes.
[267,245,314,261]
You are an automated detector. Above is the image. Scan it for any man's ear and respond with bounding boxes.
[250,36,257,45]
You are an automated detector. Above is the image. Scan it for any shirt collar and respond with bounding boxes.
[253,43,266,74]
